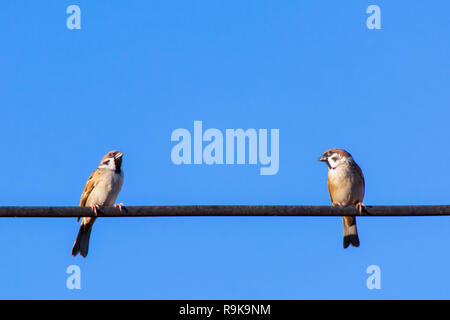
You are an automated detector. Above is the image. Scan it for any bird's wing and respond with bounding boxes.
[77,169,101,222]
[353,163,365,189]
[327,173,336,204]
[353,162,365,202]
[79,169,101,207]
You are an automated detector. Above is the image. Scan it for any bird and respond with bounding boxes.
[72,150,125,257]
[318,148,365,248]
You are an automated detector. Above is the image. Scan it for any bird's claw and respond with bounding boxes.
[91,204,100,216]
[356,202,366,215]
[114,203,127,212]
[332,202,341,207]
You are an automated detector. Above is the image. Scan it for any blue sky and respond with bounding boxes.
[0,0,449,299]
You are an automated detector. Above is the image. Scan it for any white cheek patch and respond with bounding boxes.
[327,157,335,167]
[98,159,116,170]
[328,155,343,169]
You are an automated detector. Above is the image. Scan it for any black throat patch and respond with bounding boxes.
[114,157,122,174]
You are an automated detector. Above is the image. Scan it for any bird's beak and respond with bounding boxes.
[115,152,124,159]
[317,155,327,162]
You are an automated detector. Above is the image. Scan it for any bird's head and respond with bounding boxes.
[318,148,353,170]
[98,150,124,173]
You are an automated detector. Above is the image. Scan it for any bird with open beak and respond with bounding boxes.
[318,148,365,248]
[72,151,125,257]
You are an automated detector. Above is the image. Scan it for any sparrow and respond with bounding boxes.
[72,151,125,257]
[318,148,365,248]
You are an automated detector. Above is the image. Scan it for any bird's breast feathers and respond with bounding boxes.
[327,164,364,205]
[81,169,124,207]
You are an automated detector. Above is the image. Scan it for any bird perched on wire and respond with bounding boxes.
[72,151,125,257]
[318,148,365,248]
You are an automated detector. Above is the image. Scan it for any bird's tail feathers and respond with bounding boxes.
[343,216,360,248]
[72,224,93,258]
